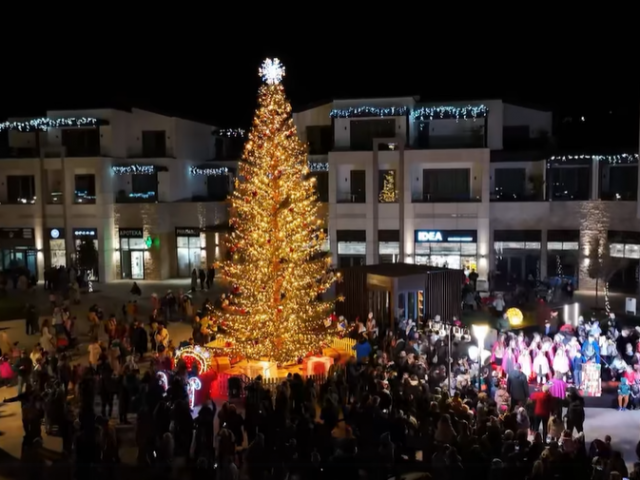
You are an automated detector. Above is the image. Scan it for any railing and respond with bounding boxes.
[115,191,158,203]
[410,135,485,150]
[490,191,544,202]
[337,193,366,203]
[411,193,481,203]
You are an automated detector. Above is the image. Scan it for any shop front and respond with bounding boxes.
[119,228,146,280]
[336,230,366,268]
[494,230,541,286]
[547,230,579,286]
[176,228,206,277]
[608,231,640,292]
[0,228,37,276]
[414,229,477,272]
[47,228,67,268]
[72,228,99,280]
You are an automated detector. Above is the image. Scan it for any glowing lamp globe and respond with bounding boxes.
[506,307,524,326]
[468,345,479,360]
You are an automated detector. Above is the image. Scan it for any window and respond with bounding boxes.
[141,131,167,157]
[378,170,398,203]
[422,169,470,201]
[349,119,395,151]
[548,167,590,200]
[350,170,366,203]
[601,165,638,201]
[131,174,158,197]
[6,175,36,203]
[310,171,329,202]
[207,173,231,201]
[45,169,63,204]
[62,129,100,156]
[494,168,526,199]
[306,126,333,155]
[74,174,96,203]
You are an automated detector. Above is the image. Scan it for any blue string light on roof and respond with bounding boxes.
[0,117,102,132]
[329,106,409,118]
[411,105,488,121]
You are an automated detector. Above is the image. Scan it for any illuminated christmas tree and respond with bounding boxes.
[220,58,336,363]
[378,170,398,203]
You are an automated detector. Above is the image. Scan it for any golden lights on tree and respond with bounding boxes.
[379,170,398,203]
[219,58,337,363]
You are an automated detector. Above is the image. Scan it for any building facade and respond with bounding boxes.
[293,97,640,292]
[0,108,240,281]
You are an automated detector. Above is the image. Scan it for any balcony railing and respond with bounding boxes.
[337,193,366,203]
[490,191,544,202]
[411,192,480,203]
[411,134,485,150]
[74,191,96,204]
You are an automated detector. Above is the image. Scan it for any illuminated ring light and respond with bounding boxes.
[177,346,210,375]
[157,371,169,391]
[187,377,202,409]
[506,307,524,327]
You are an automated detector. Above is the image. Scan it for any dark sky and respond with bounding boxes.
[2,16,638,140]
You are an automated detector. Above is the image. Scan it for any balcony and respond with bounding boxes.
[411,134,485,150]
[490,190,544,202]
[336,192,366,204]
[411,192,481,203]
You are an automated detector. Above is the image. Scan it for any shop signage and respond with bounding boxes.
[73,229,97,237]
[0,228,34,240]
[416,231,443,242]
[415,230,476,243]
[50,229,61,239]
[175,228,200,237]
[118,228,143,238]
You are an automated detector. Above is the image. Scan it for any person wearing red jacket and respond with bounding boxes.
[531,385,552,440]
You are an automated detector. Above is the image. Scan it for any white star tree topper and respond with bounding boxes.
[259,58,285,85]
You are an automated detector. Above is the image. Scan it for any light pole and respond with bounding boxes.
[472,324,489,392]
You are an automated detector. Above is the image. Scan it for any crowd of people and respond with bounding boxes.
[0,284,638,480]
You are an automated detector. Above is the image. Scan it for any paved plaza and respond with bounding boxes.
[0,281,638,475]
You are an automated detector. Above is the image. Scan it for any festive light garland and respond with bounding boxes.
[259,58,285,85]
[556,255,564,278]
[308,162,328,172]
[330,106,408,118]
[176,345,211,375]
[379,170,398,203]
[187,377,202,409]
[112,165,156,175]
[217,128,246,138]
[411,105,488,121]
[548,153,639,165]
[128,191,156,199]
[0,117,103,132]
[190,166,229,176]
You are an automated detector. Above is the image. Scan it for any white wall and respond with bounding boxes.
[503,103,552,137]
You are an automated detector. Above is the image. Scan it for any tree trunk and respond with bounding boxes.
[595,278,599,307]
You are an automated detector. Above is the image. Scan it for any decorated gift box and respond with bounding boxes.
[303,355,334,376]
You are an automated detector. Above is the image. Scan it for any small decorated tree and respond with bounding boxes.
[219,59,337,363]
[378,171,398,203]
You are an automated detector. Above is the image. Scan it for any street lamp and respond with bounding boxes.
[471,324,489,391]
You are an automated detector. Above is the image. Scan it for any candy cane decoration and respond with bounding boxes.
[187,377,202,409]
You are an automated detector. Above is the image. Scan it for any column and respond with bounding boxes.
[369,150,379,265]
[477,218,490,280]
[590,157,599,200]
[540,229,548,281]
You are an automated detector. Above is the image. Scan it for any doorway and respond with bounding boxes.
[131,251,144,279]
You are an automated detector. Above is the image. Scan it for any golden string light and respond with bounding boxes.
[218,58,337,364]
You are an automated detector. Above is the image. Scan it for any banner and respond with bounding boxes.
[580,362,601,397]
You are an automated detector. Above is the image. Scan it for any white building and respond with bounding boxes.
[0,108,240,281]
[294,97,640,292]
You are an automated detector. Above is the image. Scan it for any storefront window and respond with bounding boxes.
[176,229,206,277]
[379,241,399,263]
[50,239,66,268]
[414,230,477,272]
[120,235,147,280]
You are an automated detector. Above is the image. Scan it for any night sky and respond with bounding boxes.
[2,20,638,148]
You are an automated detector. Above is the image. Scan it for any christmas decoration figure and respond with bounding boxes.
[219,59,336,363]
[378,171,398,203]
